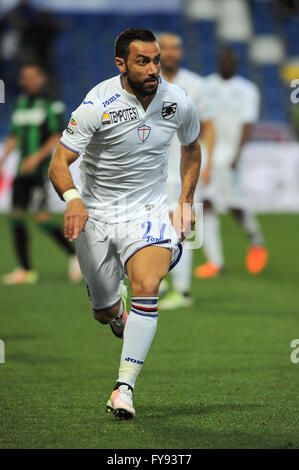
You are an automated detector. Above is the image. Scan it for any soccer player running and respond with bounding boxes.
[158,32,215,309]
[194,49,268,278]
[0,63,81,285]
[49,28,201,419]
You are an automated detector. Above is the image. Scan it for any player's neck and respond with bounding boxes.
[219,73,235,80]
[135,92,155,111]
[122,76,156,111]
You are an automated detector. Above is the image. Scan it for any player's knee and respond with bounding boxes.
[92,307,117,324]
[131,275,161,297]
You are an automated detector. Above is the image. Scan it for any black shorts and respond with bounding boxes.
[12,174,48,211]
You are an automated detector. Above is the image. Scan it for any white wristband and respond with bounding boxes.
[62,189,81,203]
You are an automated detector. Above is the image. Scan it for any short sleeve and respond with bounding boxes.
[241,85,260,124]
[176,95,201,146]
[60,92,102,155]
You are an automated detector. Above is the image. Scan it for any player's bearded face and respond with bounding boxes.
[125,65,159,96]
[124,41,161,96]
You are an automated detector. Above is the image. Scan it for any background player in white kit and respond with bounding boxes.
[48,28,201,420]
[194,49,268,279]
[158,33,215,310]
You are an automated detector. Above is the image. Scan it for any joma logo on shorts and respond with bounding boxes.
[145,235,163,243]
[102,93,121,108]
[125,356,144,365]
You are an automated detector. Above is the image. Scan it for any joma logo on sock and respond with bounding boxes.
[125,356,144,365]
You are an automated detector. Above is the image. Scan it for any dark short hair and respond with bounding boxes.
[114,28,156,60]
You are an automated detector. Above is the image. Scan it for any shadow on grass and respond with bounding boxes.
[6,352,71,365]
[139,402,262,419]
[2,334,38,342]
[106,403,263,425]
[104,403,298,449]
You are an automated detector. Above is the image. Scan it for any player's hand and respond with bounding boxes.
[172,202,195,242]
[201,163,211,186]
[64,198,88,242]
[21,154,40,174]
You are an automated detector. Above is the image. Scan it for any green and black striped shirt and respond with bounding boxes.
[10,91,65,177]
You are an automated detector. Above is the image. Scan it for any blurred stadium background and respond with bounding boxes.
[1,0,299,211]
[1,0,299,450]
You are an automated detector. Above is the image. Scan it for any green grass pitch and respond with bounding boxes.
[0,213,299,449]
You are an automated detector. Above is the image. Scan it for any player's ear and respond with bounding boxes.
[115,57,126,74]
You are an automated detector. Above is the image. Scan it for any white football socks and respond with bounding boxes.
[117,297,158,389]
[203,210,224,267]
[239,210,265,246]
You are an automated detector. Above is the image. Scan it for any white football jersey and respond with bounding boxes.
[206,74,260,167]
[164,68,213,184]
[60,75,200,222]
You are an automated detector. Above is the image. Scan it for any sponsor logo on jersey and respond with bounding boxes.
[109,107,139,124]
[102,112,111,125]
[83,100,94,105]
[66,127,74,134]
[102,93,121,108]
[137,124,151,143]
[102,107,139,125]
[162,101,177,120]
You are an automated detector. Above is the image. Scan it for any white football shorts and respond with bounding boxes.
[75,205,182,310]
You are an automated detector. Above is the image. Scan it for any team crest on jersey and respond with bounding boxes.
[162,102,177,120]
[137,124,151,143]
[102,112,111,125]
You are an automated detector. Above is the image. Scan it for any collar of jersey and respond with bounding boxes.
[119,74,163,108]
